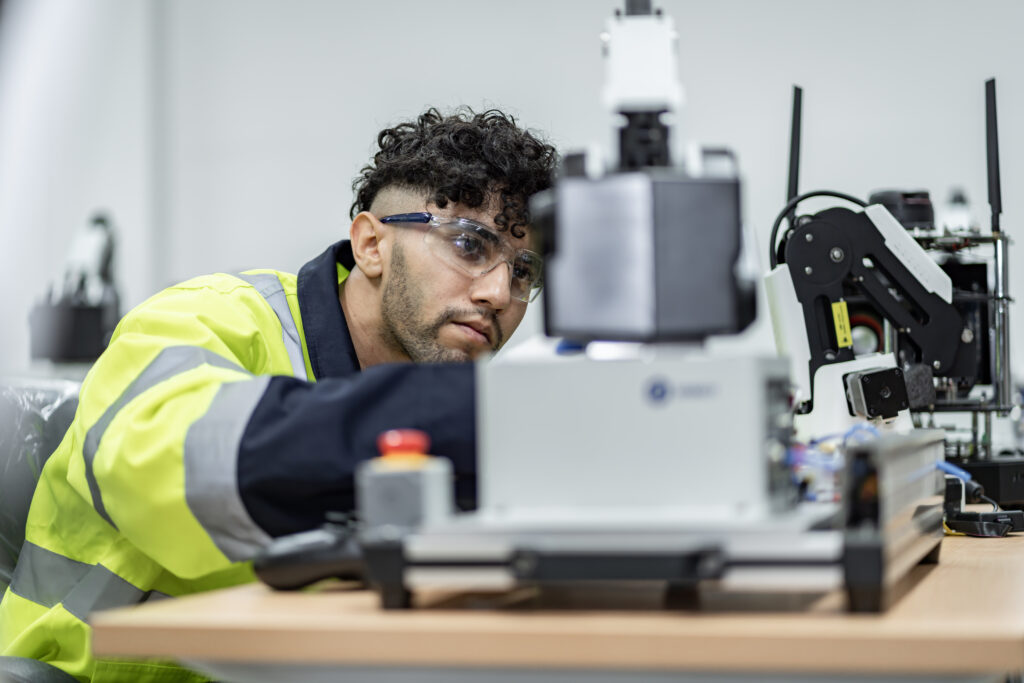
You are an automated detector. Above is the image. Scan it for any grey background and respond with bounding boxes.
[1,0,1021,374]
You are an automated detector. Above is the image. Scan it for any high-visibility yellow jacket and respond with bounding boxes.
[0,241,477,682]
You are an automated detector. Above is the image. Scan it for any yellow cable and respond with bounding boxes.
[943,521,965,536]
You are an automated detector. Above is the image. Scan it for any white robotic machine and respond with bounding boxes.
[355,0,944,614]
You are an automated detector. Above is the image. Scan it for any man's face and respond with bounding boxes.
[378,202,532,363]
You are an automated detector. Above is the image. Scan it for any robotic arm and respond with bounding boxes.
[29,213,120,362]
[769,80,1013,459]
[766,196,970,438]
[778,202,970,410]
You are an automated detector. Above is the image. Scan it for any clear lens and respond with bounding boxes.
[424,220,543,303]
[510,252,543,302]
[427,223,500,272]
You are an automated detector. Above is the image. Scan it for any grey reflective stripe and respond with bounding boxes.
[9,541,90,609]
[83,346,246,529]
[235,272,307,380]
[10,541,171,621]
[184,375,273,561]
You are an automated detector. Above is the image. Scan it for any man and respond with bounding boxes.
[0,107,557,682]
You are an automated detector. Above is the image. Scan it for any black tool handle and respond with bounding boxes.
[253,524,364,590]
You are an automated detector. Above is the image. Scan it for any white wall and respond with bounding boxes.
[160,0,1024,362]
[157,0,610,283]
[2,0,1023,374]
[0,0,154,375]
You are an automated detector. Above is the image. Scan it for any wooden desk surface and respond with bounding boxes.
[92,535,1024,675]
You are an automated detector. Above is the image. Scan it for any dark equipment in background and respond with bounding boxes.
[775,80,1018,501]
[29,212,121,363]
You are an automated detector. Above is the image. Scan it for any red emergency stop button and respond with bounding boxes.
[377,429,430,457]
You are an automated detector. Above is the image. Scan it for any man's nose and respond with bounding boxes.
[470,261,513,310]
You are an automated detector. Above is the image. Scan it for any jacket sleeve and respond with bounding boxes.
[236,363,476,538]
[68,278,476,580]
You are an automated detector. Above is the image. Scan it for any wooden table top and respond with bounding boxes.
[91,535,1024,675]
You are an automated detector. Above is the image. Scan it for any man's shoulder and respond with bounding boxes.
[107,268,303,368]
[164,269,298,297]
[123,269,300,331]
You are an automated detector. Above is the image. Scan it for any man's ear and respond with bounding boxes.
[349,211,386,279]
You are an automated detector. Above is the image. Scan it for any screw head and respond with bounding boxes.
[933,360,942,370]
[962,328,975,343]
[805,233,814,242]
[829,247,845,263]
[804,266,813,275]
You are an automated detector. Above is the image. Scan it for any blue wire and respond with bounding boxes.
[808,423,881,447]
[787,447,844,472]
[936,460,973,481]
[844,423,880,439]
[808,432,844,446]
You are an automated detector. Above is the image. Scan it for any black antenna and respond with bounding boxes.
[986,78,1002,233]
[625,0,653,15]
[786,85,803,228]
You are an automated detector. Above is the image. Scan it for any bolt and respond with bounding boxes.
[962,328,975,343]
[804,266,813,275]
[825,351,836,361]
[805,233,814,242]
[933,360,941,370]
[830,247,845,263]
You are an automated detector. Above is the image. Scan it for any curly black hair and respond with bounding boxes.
[351,107,558,238]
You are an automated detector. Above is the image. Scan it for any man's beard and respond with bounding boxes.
[380,242,503,363]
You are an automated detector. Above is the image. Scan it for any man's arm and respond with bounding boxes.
[237,363,476,538]
[69,277,475,580]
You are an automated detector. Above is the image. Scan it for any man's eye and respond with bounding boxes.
[512,258,540,283]
[451,234,489,262]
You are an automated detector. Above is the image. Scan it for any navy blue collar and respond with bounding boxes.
[297,240,361,380]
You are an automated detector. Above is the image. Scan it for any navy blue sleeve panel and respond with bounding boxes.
[237,363,477,538]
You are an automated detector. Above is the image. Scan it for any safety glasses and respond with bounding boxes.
[379,212,543,303]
